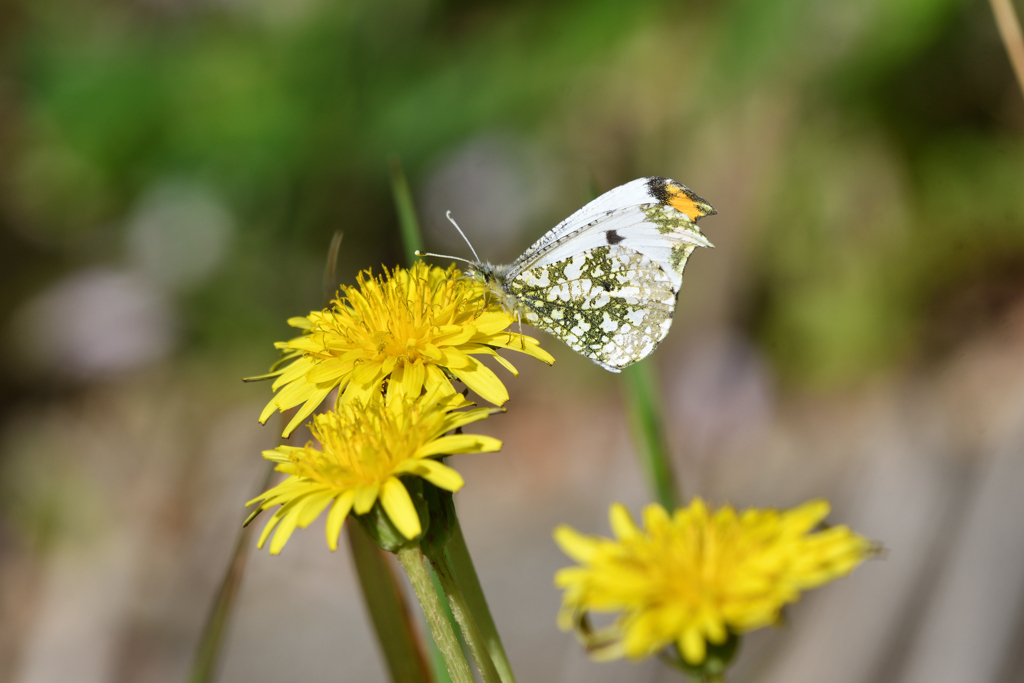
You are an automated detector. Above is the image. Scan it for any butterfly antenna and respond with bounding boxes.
[414,250,476,266]
[446,210,482,263]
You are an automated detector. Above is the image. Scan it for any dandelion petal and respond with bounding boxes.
[353,483,380,515]
[609,503,640,541]
[402,360,425,397]
[326,491,355,551]
[380,478,421,539]
[454,357,509,405]
[397,459,464,492]
[416,434,502,458]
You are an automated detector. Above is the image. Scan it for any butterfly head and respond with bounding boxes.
[465,261,522,313]
[466,260,509,290]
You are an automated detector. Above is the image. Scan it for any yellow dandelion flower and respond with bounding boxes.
[247,388,501,555]
[256,261,553,436]
[554,498,875,666]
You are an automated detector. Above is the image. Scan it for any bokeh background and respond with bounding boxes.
[2,0,1024,681]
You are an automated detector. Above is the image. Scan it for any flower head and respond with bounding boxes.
[554,498,875,665]
[258,261,553,436]
[247,387,501,555]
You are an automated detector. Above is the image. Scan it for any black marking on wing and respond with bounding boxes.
[646,176,671,203]
[605,229,624,245]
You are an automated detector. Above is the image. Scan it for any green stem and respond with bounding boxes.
[387,161,459,683]
[322,230,345,300]
[397,546,475,683]
[327,233,435,683]
[346,524,434,683]
[189,461,275,683]
[623,361,680,510]
[390,156,424,263]
[427,549,502,683]
[445,521,516,683]
[426,566,459,683]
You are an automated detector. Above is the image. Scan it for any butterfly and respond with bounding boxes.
[420,176,716,372]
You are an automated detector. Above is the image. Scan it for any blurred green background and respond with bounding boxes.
[2,0,1024,682]
[4,0,1023,392]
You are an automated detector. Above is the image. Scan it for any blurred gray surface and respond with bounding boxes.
[5,306,1024,682]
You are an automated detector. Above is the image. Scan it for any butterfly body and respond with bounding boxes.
[467,176,715,372]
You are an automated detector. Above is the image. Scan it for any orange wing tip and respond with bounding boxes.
[646,176,717,220]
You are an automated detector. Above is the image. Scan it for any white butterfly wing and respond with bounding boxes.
[509,204,711,290]
[507,176,715,289]
[511,178,657,259]
[498,176,716,371]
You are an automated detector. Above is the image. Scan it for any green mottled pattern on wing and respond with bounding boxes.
[507,246,676,370]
